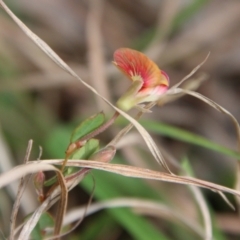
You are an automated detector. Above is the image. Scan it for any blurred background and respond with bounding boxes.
[1,0,240,239]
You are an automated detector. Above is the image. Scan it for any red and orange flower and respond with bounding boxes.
[113,48,169,111]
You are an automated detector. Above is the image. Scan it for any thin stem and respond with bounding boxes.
[107,102,156,147]
[10,140,33,240]
[60,154,71,172]
[61,111,120,172]
[79,111,120,142]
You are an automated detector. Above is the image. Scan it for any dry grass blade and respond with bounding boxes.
[108,102,156,146]
[188,185,212,240]
[0,129,37,216]
[181,73,208,91]
[175,88,240,151]
[63,198,205,238]
[9,140,33,240]
[235,167,240,211]
[48,176,96,240]
[20,174,68,240]
[19,197,51,240]
[183,161,212,240]
[34,159,240,198]
[171,52,210,89]
[158,73,207,106]
[161,85,240,212]
[0,162,63,189]
[217,190,235,210]
[53,176,68,239]
[0,163,67,239]
[0,0,172,174]
[18,168,91,239]
[86,0,111,112]
[107,102,172,173]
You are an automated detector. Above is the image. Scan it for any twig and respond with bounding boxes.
[61,111,120,171]
[9,140,33,240]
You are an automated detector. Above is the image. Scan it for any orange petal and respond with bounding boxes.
[113,48,167,87]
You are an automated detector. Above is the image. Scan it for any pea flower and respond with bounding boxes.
[113,48,169,111]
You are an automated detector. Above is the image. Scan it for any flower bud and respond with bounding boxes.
[90,146,116,163]
[33,171,45,202]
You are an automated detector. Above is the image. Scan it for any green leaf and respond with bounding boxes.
[44,139,99,186]
[44,125,70,159]
[31,212,54,240]
[44,169,65,187]
[70,139,99,160]
[171,0,208,33]
[67,138,99,175]
[79,213,118,240]
[81,165,170,240]
[140,120,240,160]
[181,158,194,177]
[132,0,207,51]
[70,112,105,143]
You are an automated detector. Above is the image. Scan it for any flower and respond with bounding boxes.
[113,48,169,111]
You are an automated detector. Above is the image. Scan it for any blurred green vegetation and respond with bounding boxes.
[1,0,240,239]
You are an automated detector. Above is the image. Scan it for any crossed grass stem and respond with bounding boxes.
[44,111,120,202]
[46,102,157,204]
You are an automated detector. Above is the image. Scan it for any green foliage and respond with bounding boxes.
[0,91,52,157]
[116,117,240,159]
[70,112,105,143]
[78,213,118,240]
[70,138,99,160]
[44,138,99,187]
[67,138,99,175]
[31,212,54,240]
[45,125,70,159]
[1,1,238,239]
[182,158,227,240]
[140,119,240,160]
[132,0,208,50]
[171,0,208,33]
[81,168,170,240]
[44,113,102,187]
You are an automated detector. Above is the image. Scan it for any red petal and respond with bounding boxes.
[113,48,168,88]
[161,70,169,84]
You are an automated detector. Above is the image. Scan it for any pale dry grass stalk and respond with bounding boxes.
[0,0,172,175]
[86,0,111,113]
[9,140,33,240]
[1,1,240,239]
[145,0,181,60]
[188,184,212,240]
[160,1,240,67]
[23,159,240,198]
[0,161,68,239]
[63,197,205,238]
[1,157,239,238]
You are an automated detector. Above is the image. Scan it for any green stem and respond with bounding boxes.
[61,111,120,172]
[78,111,120,142]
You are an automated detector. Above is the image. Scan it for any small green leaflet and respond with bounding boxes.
[44,139,99,187]
[67,138,99,175]
[31,212,54,240]
[70,112,105,143]
[70,138,99,159]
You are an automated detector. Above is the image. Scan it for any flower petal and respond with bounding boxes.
[161,70,170,84]
[137,84,169,103]
[113,48,168,88]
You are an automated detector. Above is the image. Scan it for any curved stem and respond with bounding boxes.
[61,111,120,172]
[79,111,120,142]
[107,102,155,147]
